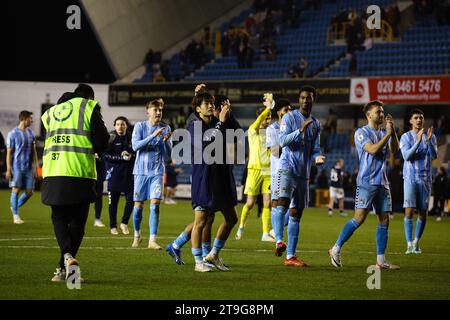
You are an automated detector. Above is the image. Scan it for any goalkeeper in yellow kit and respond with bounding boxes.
[236,93,275,242]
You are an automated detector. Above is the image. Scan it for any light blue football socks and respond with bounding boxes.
[286,216,300,259]
[149,203,160,239]
[133,207,143,237]
[335,218,360,248]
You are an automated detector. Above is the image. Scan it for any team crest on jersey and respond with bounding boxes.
[357,133,364,142]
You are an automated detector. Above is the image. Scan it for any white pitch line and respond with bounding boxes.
[0,244,440,256]
[0,239,447,256]
[0,236,176,242]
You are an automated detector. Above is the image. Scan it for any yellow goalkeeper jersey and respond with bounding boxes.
[247,107,271,175]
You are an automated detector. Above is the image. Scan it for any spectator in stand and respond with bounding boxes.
[152,64,165,82]
[186,39,197,65]
[202,26,212,49]
[261,9,276,44]
[286,56,309,78]
[386,3,401,37]
[144,48,163,82]
[160,60,170,81]
[346,20,358,54]
[145,48,155,72]
[245,13,257,36]
[193,41,206,69]
[178,49,190,78]
[228,25,240,55]
[260,39,277,61]
[221,31,230,56]
[238,40,254,69]
[326,108,338,134]
[336,8,349,36]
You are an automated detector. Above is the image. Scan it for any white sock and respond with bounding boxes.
[63,253,73,264]
[332,244,341,254]
[286,254,294,259]
[262,233,269,237]
[134,230,140,238]
[150,235,156,242]
[377,254,385,265]
[407,241,412,247]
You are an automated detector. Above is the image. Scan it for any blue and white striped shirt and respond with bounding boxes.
[279,109,321,179]
[6,127,35,171]
[400,130,437,183]
[266,121,281,177]
[354,125,390,187]
[132,121,172,176]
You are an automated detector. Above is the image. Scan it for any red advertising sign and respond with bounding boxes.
[350,76,450,104]
[368,76,450,103]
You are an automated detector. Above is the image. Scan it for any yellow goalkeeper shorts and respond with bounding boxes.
[244,168,271,196]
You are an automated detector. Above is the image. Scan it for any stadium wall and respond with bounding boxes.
[80,0,248,79]
[0,81,145,138]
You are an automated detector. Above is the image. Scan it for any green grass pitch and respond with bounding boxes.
[1,190,449,300]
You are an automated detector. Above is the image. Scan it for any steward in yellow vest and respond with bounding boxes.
[41,84,109,282]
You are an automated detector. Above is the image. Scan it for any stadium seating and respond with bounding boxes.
[320,17,450,77]
[322,133,358,174]
[187,0,394,81]
[135,0,449,82]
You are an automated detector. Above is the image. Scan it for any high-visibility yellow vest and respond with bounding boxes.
[41,97,98,179]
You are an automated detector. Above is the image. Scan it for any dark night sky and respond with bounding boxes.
[1,0,115,83]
